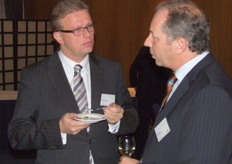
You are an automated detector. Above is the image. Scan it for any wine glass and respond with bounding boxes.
[118,135,136,157]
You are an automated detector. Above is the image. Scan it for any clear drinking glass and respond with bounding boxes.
[118,135,136,157]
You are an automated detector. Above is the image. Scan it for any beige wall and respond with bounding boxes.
[24,0,232,86]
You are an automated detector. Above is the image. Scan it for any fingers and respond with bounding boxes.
[59,113,90,134]
[104,103,124,124]
[119,156,140,164]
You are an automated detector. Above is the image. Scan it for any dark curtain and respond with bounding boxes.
[5,0,23,19]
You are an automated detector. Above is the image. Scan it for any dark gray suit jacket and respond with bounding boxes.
[8,52,139,164]
[141,53,232,164]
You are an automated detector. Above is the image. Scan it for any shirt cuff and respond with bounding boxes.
[108,120,121,133]
[61,132,67,145]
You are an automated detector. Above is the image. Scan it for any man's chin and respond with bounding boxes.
[152,56,160,65]
[155,60,162,67]
[84,48,93,54]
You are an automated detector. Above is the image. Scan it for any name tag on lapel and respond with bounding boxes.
[155,117,170,142]
[100,94,115,106]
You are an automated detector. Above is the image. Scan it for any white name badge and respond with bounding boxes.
[155,117,170,142]
[100,94,115,106]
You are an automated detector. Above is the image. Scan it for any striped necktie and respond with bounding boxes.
[73,65,93,163]
[73,65,88,113]
[161,74,177,107]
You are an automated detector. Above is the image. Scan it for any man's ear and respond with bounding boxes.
[174,38,188,54]
[53,32,63,45]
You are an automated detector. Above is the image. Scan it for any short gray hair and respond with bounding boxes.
[157,0,210,53]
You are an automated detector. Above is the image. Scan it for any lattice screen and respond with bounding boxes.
[0,19,55,90]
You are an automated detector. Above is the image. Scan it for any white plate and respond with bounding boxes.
[74,113,106,123]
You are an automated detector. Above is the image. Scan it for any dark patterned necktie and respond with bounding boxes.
[161,74,177,107]
[73,65,88,113]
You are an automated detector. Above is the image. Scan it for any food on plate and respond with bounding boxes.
[79,116,98,120]
[81,116,89,120]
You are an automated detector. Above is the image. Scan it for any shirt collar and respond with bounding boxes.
[58,50,90,74]
[175,51,209,82]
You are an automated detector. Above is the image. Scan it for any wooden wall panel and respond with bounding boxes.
[24,0,232,86]
[208,0,232,76]
[87,0,232,85]
[194,0,232,77]
[24,0,58,20]
[86,0,165,85]
[87,0,145,85]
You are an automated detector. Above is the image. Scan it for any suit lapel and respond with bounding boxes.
[146,54,214,146]
[155,54,214,124]
[46,53,78,113]
[89,55,104,109]
[156,78,190,124]
[143,78,190,152]
[45,53,94,137]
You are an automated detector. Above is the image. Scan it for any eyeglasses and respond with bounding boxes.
[59,23,94,36]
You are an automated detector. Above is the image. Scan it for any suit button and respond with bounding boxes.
[88,139,94,144]
[49,145,58,149]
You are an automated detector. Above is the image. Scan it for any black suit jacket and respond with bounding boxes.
[141,54,232,164]
[8,52,139,164]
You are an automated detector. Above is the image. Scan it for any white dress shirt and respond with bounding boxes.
[169,51,209,100]
[58,51,120,163]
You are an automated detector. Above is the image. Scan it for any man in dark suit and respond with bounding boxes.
[7,0,139,164]
[129,46,171,159]
[120,0,232,163]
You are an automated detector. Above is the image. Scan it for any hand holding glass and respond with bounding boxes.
[118,136,136,157]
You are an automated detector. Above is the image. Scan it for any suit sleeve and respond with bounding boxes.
[8,68,64,150]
